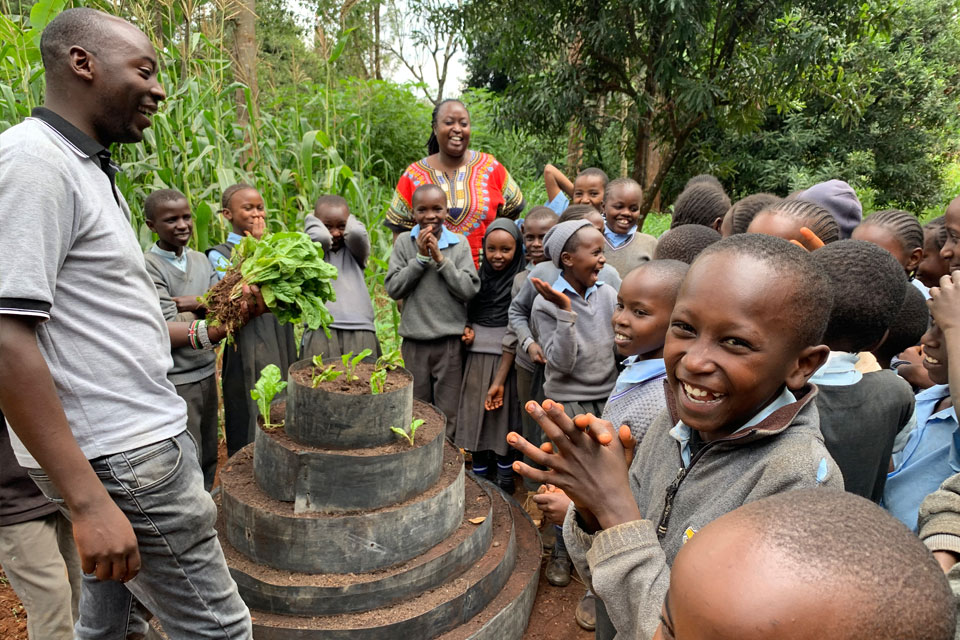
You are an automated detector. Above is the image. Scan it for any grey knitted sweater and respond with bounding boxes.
[601,376,668,445]
[385,231,480,340]
[143,248,218,385]
[564,384,843,640]
[918,471,960,640]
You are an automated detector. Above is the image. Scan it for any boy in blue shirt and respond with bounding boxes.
[543,164,607,214]
[885,271,960,530]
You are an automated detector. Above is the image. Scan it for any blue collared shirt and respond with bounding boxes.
[149,243,188,273]
[912,278,931,300]
[808,351,863,387]
[208,231,244,280]
[669,386,797,468]
[885,384,959,531]
[545,192,570,215]
[604,225,637,249]
[611,356,666,396]
[552,273,602,301]
[410,224,461,250]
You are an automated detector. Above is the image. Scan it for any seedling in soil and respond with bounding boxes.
[311,354,343,388]
[390,418,424,446]
[340,349,372,382]
[370,349,405,394]
[251,364,287,429]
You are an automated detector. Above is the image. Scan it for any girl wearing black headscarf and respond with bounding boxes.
[455,219,526,493]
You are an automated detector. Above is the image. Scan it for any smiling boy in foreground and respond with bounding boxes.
[509,233,844,639]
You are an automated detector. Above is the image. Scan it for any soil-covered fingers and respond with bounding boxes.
[619,425,637,466]
[575,414,617,446]
[509,459,552,486]
[506,431,554,468]
[798,226,825,251]
[533,490,573,526]
[528,399,582,445]
[240,283,268,318]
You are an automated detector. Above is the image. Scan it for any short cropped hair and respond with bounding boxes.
[758,198,840,244]
[144,188,187,221]
[858,209,924,255]
[524,206,559,225]
[925,216,949,252]
[696,234,833,348]
[729,193,781,235]
[604,177,642,201]
[811,240,908,352]
[314,194,348,212]
[411,183,446,207]
[654,224,721,264]
[559,204,601,223]
[221,183,256,210]
[40,8,116,75]
[730,489,955,640]
[875,284,929,366]
[671,182,731,229]
[576,167,608,186]
[628,259,689,302]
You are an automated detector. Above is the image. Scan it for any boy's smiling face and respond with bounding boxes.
[223,188,265,236]
[561,227,606,293]
[573,175,606,210]
[412,188,448,237]
[613,267,675,359]
[147,197,192,253]
[664,251,825,439]
[918,226,951,288]
[939,197,960,273]
[605,183,643,235]
[920,319,950,385]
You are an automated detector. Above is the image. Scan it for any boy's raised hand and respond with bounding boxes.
[929,272,960,333]
[530,277,572,312]
[507,400,642,531]
[245,216,266,240]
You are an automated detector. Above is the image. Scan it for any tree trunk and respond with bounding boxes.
[644,138,662,211]
[231,0,257,166]
[373,2,382,80]
[565,119,583,177]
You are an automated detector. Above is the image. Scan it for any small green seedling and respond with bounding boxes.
[340,348,372,382]
[251,364,287,429]
[390,418,424,446]
[311,354,343,387]
[370,349,405,394]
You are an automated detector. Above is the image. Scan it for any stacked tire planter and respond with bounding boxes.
[218,359,541,638]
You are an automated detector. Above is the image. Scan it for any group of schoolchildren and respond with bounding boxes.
[11,165,959,639]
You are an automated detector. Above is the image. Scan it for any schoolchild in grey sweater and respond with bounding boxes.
[385,184,480,436]
[302,196,380,360]
[143,190,219,489]
[530,220,618,411]
[508,234,843,640]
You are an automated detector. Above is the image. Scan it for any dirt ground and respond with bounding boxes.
[0,442,593,639]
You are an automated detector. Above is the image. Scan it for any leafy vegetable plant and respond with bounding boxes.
[390,419,424,446]
[311,354,343,388]
[340,349,372,382]
[251,364,287,429]
[203,232,339,337]
[370,349,405,394]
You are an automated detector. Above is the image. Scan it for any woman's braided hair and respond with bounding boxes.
[427,99,467,155]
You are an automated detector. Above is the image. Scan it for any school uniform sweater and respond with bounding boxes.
[601,357,668,444]
[385,230,480,340]
[563,383,843,640]
[304,213,376,332]
[143,247,218,385]
[531,276,618,401]
[601,229,658,278]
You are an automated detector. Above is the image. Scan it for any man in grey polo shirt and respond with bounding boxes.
[0,8,253,639]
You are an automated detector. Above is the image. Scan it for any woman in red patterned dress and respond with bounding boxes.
[385,99,525,267]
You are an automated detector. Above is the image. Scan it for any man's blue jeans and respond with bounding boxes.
[30,430,251,639]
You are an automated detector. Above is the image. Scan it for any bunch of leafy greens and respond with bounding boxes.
[251,364,287,429]
[206,232,338,334]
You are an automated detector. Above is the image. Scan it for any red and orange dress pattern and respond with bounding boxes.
[386,151,524,266]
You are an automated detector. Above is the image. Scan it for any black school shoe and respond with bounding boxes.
[496,465,517,495]
[545,545,572,587]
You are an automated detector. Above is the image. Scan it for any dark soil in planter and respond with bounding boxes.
[261,400,444,456]
[221,443,463,518]
[219,479,489,588]
[290,362,408,395]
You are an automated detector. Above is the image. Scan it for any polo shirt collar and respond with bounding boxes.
[31,107,121,202]
[149,243,188,272]
[226,231,244,246]
[808,351,862,387]
[410,224,460,250]
[552,273,601,300]
[612,356,666,395]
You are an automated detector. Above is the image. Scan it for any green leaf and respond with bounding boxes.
[250,365,286,427]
